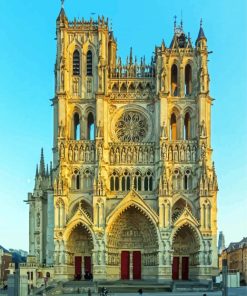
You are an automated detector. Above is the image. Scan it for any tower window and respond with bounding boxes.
[185,64,192,95]
[73,50,80,76]
[87,112,95,140]
[73,112,80,140]
[87,50,93,76]
[184,112,191,140]
[171,64,178,96]
[170,113,177,140]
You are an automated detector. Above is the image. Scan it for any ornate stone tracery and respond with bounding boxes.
[115,111,148,142]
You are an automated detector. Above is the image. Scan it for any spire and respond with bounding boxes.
[46,164,49,177]
[174,15,177,32]
[56,1,68,24]
[129,47,133,65]
[39,148,45,177]
[197,18,207,40]
[35,164,39,177]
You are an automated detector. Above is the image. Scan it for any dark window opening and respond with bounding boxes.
[73,50,80,76]
[185,64,192,95]
[73,113,80,140]
[87,113,95,140]
[171,64,178,96]
[87,50,93,76]
[170,113,177,140]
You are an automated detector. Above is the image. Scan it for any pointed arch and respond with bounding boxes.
[184,112,191,140]
[106,191,159,231]
[73,50,80,76]
[87,112,95,140]
[185,64,192,95]
[86,50,93,76]
[171,64,178,96]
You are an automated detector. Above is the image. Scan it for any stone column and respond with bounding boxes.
[129,251,133,280]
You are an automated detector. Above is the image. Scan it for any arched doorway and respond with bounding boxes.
[67,223,93,280]
[172,224,200,280]
[107,205,159,280]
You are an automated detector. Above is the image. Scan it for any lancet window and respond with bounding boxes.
[185,64,192,95]
[73,50,80,76]
[87,112,95,140]
[184,112,191,140]
[110,171,119,191]
[87,50,93,76]
[171,64,178,96]
[170,113,177,140]
[73,112,80,140]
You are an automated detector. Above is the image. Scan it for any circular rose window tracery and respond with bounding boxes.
[115,111,148,142]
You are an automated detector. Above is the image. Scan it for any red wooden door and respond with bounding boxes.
[75,256,82,276]
[182,257,189,280]
[121,251,130,280]
[172,256,179,280]
[84,256,91,273]
[133,251,141,279]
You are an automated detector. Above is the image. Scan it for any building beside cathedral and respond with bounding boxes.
[26,7,219,283]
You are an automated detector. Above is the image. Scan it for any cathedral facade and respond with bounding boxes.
[27,8,218,282]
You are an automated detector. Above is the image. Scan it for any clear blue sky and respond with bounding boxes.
[0,0,246,251]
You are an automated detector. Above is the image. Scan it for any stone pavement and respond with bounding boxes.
[58,287,247,296]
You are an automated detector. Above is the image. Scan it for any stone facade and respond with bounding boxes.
[219,238,247,284]
[27,8,218,282]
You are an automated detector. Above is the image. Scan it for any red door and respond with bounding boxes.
[75,256,82,277]
[133,251,141,280]
[121,251,130,280]
[84,256,91,273]
[182,257,189,280]
[172,257,179,280]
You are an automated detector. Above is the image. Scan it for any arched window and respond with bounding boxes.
[144,171,153,191]
[87,50,93,76]
[171,64,178,96]
[185,64,192,95]
[72,169,80,190]
[110,171,119,191]
[184,175,188,190]
[121,171,131,191]
[73,50,80,76]
[83,169,92,190]
[184,169,192,190]
[184,112,191,140]
[110,176,114,191]
[87,113,95,140]
[170,113,177,140]
[73,112,80,140]
[134,171,142,191]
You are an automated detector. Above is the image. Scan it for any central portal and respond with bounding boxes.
[120,251,142,280]
[107,205,158,280]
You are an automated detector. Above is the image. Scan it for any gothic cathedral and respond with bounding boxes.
[27,8,218,282]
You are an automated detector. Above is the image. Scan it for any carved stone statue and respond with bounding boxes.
[97,120,103,137]
[68,146,73,161]
[200,120,206,137]
[161,121,167,138]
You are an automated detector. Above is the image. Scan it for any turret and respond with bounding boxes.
[196,19,207,50]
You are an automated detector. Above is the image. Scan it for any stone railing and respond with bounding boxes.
[109,64,155,78]
[109,142,155,165]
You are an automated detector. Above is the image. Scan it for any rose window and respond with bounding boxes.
[115,111,148,142]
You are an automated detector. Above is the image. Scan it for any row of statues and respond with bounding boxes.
[60,143,103,162]
[110,146,154,164]
[162,143,197,162]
